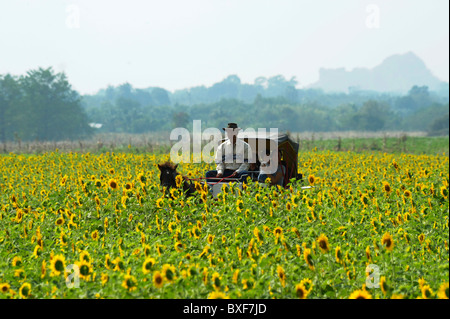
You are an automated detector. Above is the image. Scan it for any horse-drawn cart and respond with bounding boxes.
[206,132,304,197]
[158,132,309,198]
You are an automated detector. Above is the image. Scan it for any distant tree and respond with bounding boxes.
[266,75,298,98]
[402,103,449,132]
[408,85,432,108]
[208,75,241,100]
[116,97,142,133]
[394,95,417,116]
[19,67,92,141]
[118,82,134,100]
[254,77,267,93]
[333,103,359,131]
[285,86,298,103]
[172,111,190,128]
[105,85,116,101]
[428,112,449,136]
[134,89,154,107]
[0,74,21,143]
[151,87,171,106]
[353,100,391,131]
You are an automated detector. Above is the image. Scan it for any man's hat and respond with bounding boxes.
[222,122,241,131]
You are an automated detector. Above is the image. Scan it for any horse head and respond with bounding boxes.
[158,161,179,190]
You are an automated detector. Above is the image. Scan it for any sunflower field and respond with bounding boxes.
[0,149,448,299]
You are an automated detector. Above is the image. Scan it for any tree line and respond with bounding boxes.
[84,80,449,136]
[1,68,449,143]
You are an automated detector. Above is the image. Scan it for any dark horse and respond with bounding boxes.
[157,161,198,197]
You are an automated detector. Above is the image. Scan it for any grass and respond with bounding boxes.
[296,136,449,156]
[1,131,448,156]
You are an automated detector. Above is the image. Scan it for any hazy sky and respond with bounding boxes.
[0,0,448,95]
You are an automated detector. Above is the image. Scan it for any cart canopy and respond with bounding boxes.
[220,131,301,185]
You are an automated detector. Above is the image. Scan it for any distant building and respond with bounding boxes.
[89,123,103,129]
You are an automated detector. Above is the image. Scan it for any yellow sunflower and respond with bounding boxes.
[137,173,146,184]
[233,269,240,284]
[207,291,229,299]
[349,289,372,299]
[317,234,330,253]
[122,274,138,292]
[153,270,164,288]
[382,181,391,194]
[108,179,118,190]
[19,282,31,299]
[381,232,394,251]
[91,230,99,241]
[124,182,133,191]
[156,197,164,208]
[437,282,449,299]
[295,283,308,299]
[277,265,286,287]
[162,264,176,283]
[236,199,244,212]
[50,254,66,276]
[418,233,425,244]
[212,272,222,291]
[440,186,448,199]
[254,227,264,243]
[300,278,313,293]
[207,234,215,245]
[12,256,22,267]
[380,276,389,296]
[174,242,184,253]
[273,227,283,238]
[365,246,371,261]
[335,246,343,264]
[421,285,434,299]
[142,257,156,274]
[101,273,109,286]
[76,259,93,280]
[308,174,315,185]
[104,254,114,270]
[175,175,183,188]
[0,283,11,294]
[192,226,201,239]
[303,248,315,271]
[55,217,64,226]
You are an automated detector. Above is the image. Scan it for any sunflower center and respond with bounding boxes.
[80,265,90,276]
[21,286,30,296]
[319,241,327,249]
[55,260,64,271]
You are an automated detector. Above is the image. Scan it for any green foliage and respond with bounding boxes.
[0,151,448,299]
[2,70,448,141]
[0,68,93,142]
[81,77,449,135]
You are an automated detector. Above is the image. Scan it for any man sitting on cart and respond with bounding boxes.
[205,123,253,184]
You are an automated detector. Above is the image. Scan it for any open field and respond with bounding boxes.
[0,149,448,299]
[1,131,448,155]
